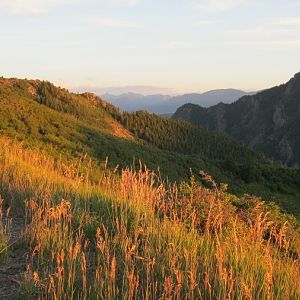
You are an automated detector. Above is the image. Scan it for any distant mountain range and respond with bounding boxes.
[73,85,177,96]
[101,93,171,112]
[101,89,254,114]
[173,72,300,168]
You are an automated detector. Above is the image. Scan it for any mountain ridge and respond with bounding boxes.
[102,88,253,113]
[173,72,300,168]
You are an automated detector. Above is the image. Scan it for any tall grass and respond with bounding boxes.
[0,196,10,263]
[0,136,299,299]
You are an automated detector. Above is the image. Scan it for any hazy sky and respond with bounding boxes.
[1,0,300,94]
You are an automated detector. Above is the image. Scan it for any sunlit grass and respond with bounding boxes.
[0,136,299,299]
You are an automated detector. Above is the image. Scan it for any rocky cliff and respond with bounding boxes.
[173,72,300,167]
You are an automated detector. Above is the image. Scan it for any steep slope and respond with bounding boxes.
[1,77,300,215]
[112,110,300,215]
[1,134,299,299]
[0,78,133,140]
[173,72,300,168]
[0,78,199,181]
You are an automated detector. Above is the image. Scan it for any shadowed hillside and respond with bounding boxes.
[173,72,300,168]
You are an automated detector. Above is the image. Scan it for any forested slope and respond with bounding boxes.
[173,72,300,168]
[0,77,300,215]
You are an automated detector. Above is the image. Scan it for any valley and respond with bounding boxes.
[0,76,299,299]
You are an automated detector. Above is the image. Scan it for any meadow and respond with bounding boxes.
[0,135,299,299]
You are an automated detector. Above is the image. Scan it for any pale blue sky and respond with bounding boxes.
[1,0,300,94]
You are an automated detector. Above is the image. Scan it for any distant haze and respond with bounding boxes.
[71,85,180,96]
[101,89,254,114]
[1,0,299,92]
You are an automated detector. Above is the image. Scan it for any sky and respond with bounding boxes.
[1,0,300,94]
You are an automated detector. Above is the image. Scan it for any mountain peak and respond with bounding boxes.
[293,71,300,79]
[284,71,300,96]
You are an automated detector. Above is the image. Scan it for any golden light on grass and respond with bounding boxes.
[0,136,299,299]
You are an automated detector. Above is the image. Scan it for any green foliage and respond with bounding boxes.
[1,138,299,299]
[0,77,300,217]
[113,110,300,215]
[118,110,256,162]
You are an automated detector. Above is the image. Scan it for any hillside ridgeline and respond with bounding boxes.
[173,72,300,168]
[0,77,299,216]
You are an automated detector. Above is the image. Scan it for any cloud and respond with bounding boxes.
[0,0,84,15]
[226,17,300,39]
[193,20,219,26]
[86,17,142,29]
[227,27,288,38]
[223,40,300,48]
[0,0,140,15]
[111,0,140,6]
[195,0,246,12]
[223,17,300,49]
[161,41,193,49]
[270,17,300,26]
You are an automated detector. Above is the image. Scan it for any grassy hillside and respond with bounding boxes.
[0,77,300,217]
[113,110,300,215]
[0,136,300,299]
[0,78,300,298]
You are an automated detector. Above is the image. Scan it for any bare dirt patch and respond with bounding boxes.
[0,216,27,300]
